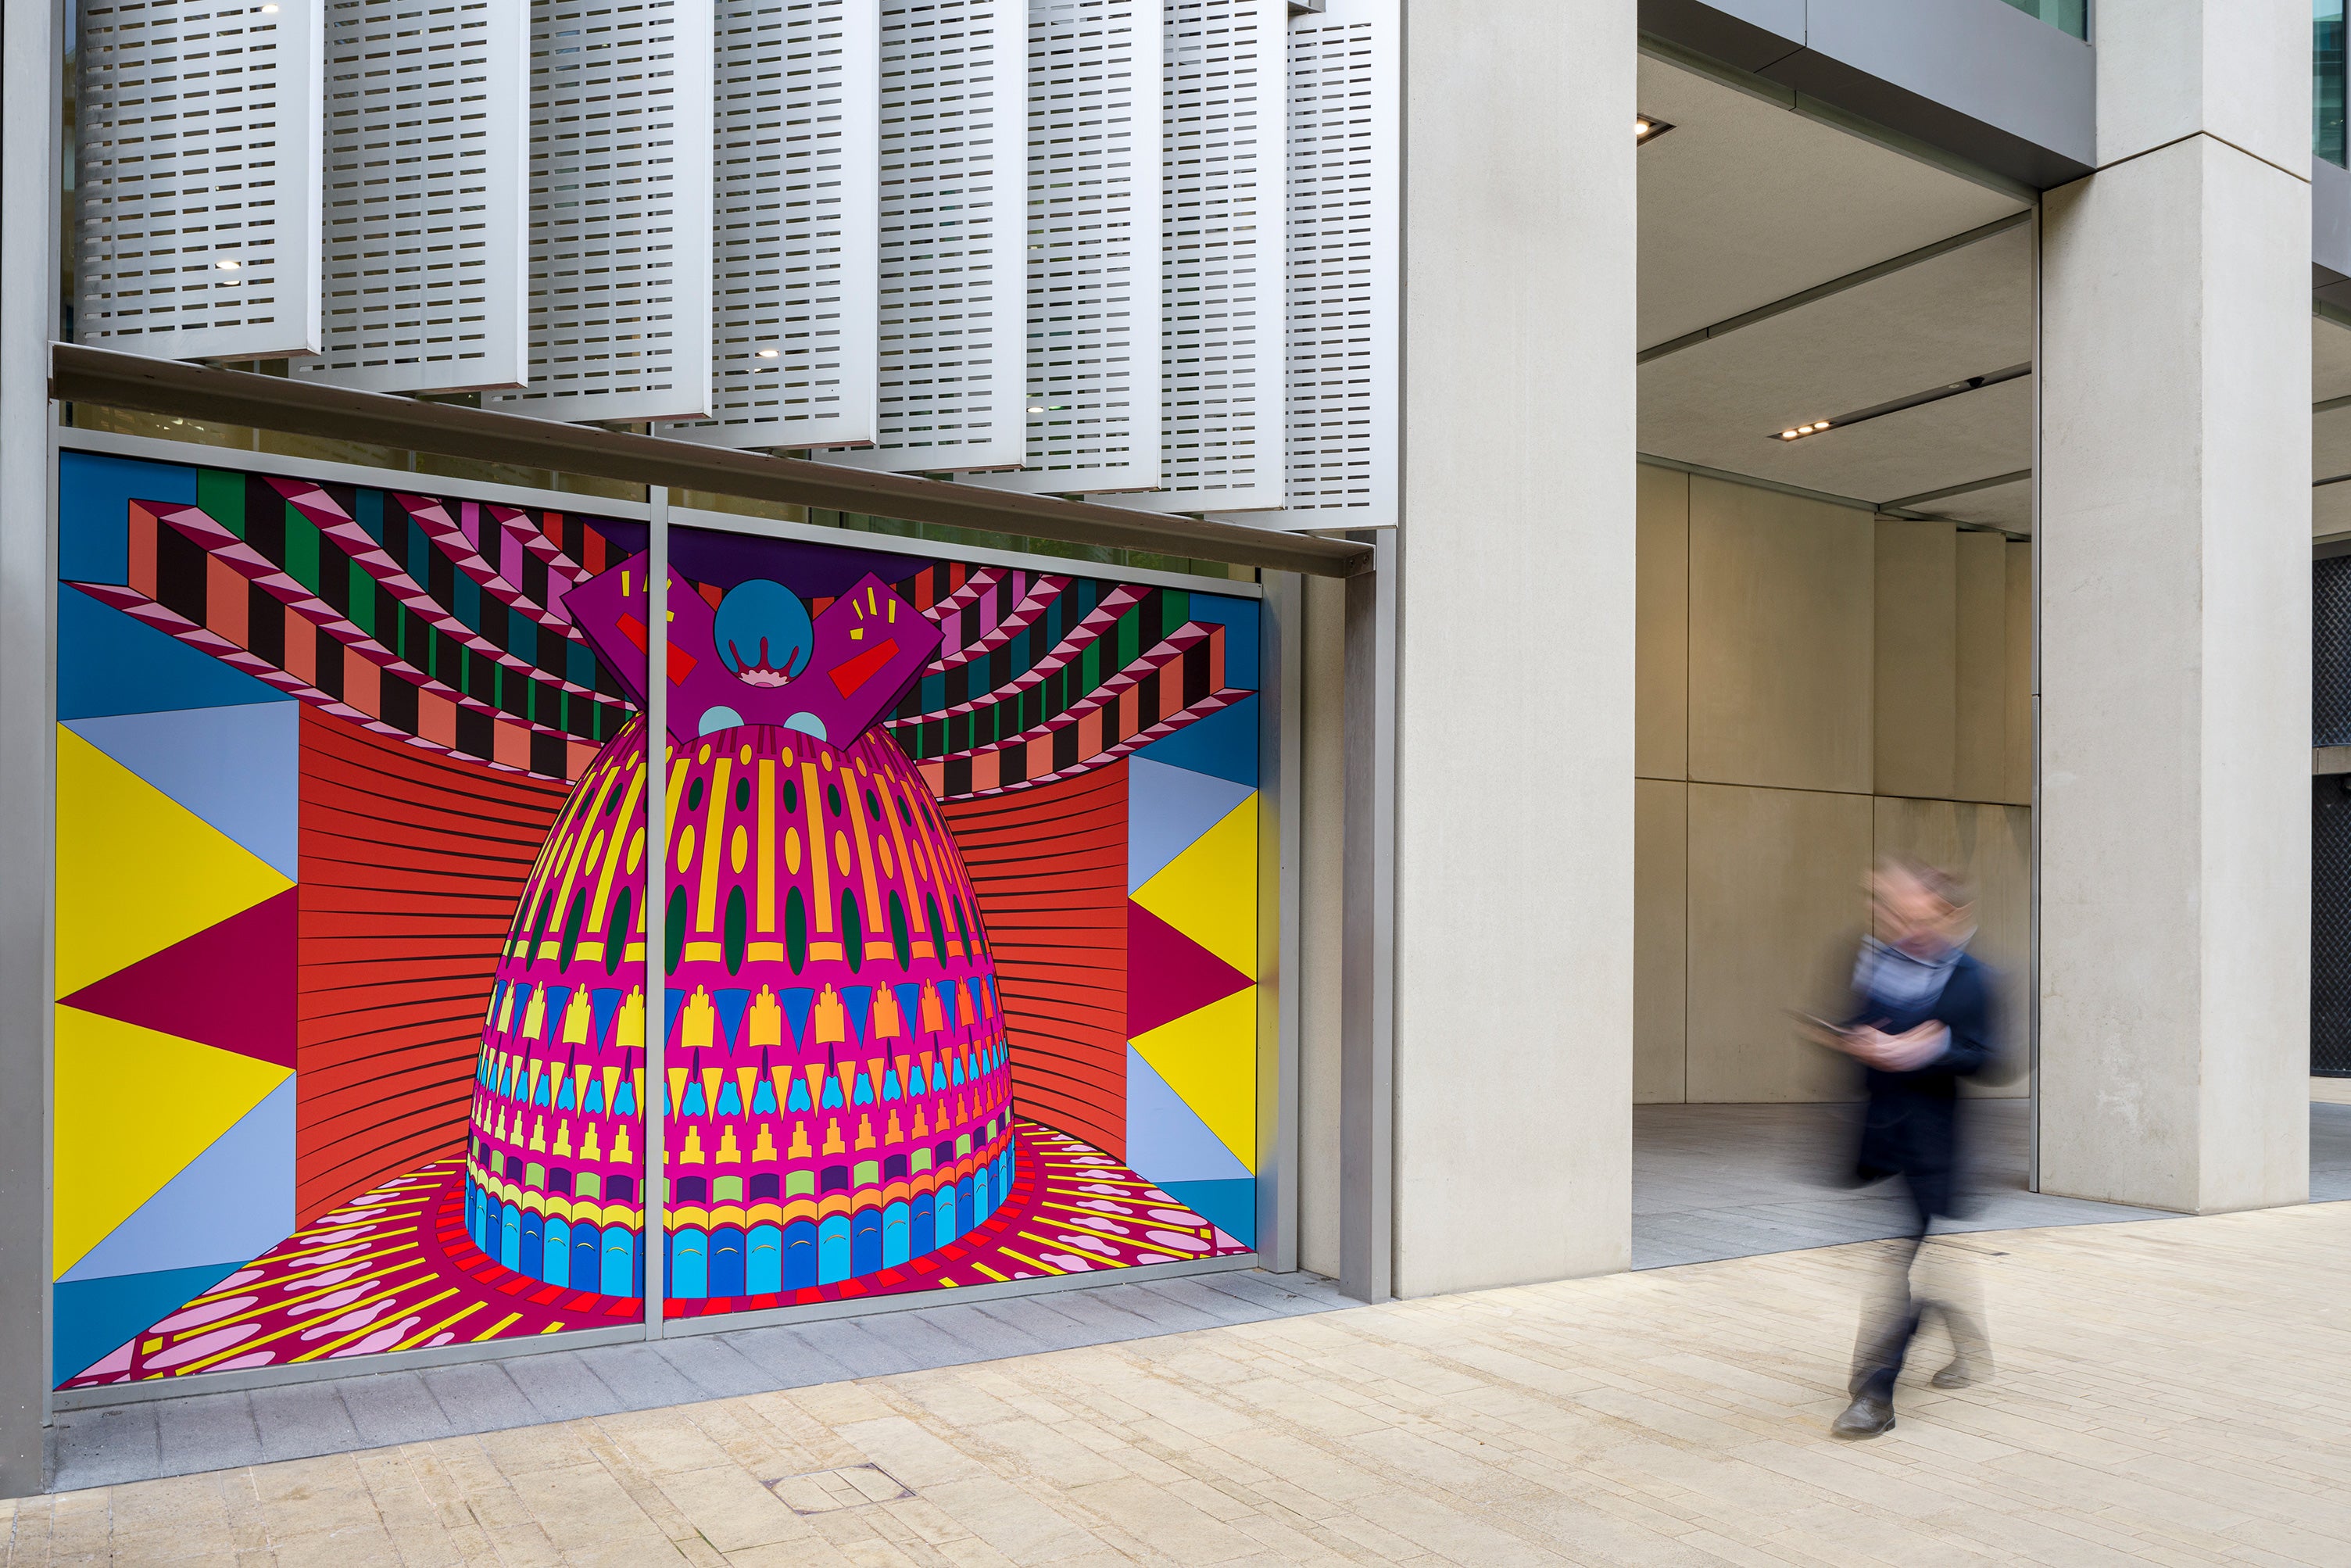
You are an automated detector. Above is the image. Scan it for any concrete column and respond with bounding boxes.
[2038,2,2311,1213]
[1384,0,1636,1294]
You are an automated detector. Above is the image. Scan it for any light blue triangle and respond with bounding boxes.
[61,1078,295,1283]
[65,701,301,879]
[1124,1046,1249,1187]
[1127,756,1254,893]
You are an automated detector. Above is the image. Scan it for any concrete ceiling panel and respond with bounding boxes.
[2317,400,2351,480]
[2317,479,2351,539]
[1915,477,2031,534]
[2317,315,2351,403]
[1636,55,2030,351]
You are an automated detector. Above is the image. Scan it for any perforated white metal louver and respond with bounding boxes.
[485,0,714,422]
[289,0,528,392]
[1100,0,1284,514]
[966,0,1160,496]
[75,0,327,361]
[828,0,1026,472]
[662,0,879,449]
[1224,0,1394,528]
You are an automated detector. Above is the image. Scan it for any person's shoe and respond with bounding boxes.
[1931,1353,1989,1390]
[1830,1390,1896,1439]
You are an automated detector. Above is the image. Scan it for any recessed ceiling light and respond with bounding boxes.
[755,348,778,358]
[1635,115,1674,145]
[259,4,277,11]
[216,258,241,270]
[1028,405,1045,413]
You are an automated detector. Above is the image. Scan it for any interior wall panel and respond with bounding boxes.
[1873,517,1956,800]
[1687,477,1874,795]
[2005,539,2034,806]
[1634,779,1687,1104]
[1684,782,1872,1104]
[75,0,327,361]
[485,0,714,422]
[292,0,528,392]
[1636,464,1688,781]
[1953,528,2009,804]
[664,0,879,449]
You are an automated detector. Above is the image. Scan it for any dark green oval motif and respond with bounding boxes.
[557,890,589,972]
[735,778,750,812]
[607,888,632,974]
[826,782,844,818]
[783,779,799,814]
[785,887,807,972]
[889,892,911,969]
[841,892,864,972]
[665,887,687,974]
[687,776,705,812]
[724,886,748,974]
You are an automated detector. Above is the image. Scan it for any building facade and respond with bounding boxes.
[0,0,2328,1495]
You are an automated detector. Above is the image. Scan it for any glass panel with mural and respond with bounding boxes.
[51,450,650,1387]
[649,523,1258,1319]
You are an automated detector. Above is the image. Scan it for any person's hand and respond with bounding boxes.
[1841,1023,1948,1072]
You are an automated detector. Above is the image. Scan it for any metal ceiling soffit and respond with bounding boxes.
[48,343,1373,580]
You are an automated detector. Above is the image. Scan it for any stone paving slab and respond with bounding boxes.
[16,1203,2351,1564]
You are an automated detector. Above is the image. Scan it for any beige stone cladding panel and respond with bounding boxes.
[1872,517,1956,799]
[1687,477,1874,793]
[1873,795,2031,1099]
[1634,779,1687,1103]
[1684,782,1873,1103]
[1637,463,1689,779]
[1954,528,2011,804]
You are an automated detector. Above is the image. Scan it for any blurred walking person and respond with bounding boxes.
[1815,858,2002,1439]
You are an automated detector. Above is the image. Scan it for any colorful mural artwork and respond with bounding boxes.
[51,451,1260,1387]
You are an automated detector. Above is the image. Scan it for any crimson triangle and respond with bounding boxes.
[1127,900,1251,1038]
[60,886,297,1068]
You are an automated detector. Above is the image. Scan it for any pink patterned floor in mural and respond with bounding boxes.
[64,1120,1247,1387]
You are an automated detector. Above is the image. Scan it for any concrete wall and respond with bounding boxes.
[1636,467,2031,1103]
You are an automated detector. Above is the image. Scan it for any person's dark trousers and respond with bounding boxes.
[1849,1189,1931,1400]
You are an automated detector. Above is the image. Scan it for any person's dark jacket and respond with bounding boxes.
[1843,952,1999,1219]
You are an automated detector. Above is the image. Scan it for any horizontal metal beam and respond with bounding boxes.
[49,344,1373,579]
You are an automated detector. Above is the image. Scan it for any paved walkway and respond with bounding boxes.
[14,1202,2351,1565]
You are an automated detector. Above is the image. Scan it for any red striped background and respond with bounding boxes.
[943,763,1129,1160]
[296,708,575,1223]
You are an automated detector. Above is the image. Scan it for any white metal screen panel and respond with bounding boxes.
[289,0,528,392]
[829,0,1026,471]
[662,0,879,449]
[968,0,1160,495]
[486,0,714,421]
[1222,0,1393,528]
[75,0,326,361]
[1098,0,1283,513]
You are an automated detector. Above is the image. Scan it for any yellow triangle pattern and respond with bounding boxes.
[1131,792,1256,976]
[55,725,292,998]
[1129,986,1257,1172]
[53,1004,290,1277]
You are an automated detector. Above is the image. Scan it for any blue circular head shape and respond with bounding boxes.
[713,578,813,686]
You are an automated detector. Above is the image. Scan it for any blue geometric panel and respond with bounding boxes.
[1125,1044,1250,1187]
[1158,1179,1254,1248]
[1136,694,1255,788]
[1127,756,1254,893]
[54,1261,246,1385]
[57,588,292,721]
[59,450,198,585]
[66,703,301,879]
[60,1078,295,1283]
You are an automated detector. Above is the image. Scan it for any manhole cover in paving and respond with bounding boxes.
[767,1463,914,1514]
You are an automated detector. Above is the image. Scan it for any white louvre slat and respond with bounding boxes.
[1218,0,1393,528]
[662,0,879,449]
[75,0,326,361]
[289,0,528,392]
[966,0,1160,495]
[828,0,1026,472]
[485,0,714,421]
[1098,0,1283,513]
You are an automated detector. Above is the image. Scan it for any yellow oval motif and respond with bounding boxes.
[677,825,697,873]
[878,839,895,879]
[626,828,644,874]
[835,829,851,875]
[785,826,803,875]
[730,825,748,874]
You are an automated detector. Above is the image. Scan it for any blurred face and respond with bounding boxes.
[1873,870,1956,956]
